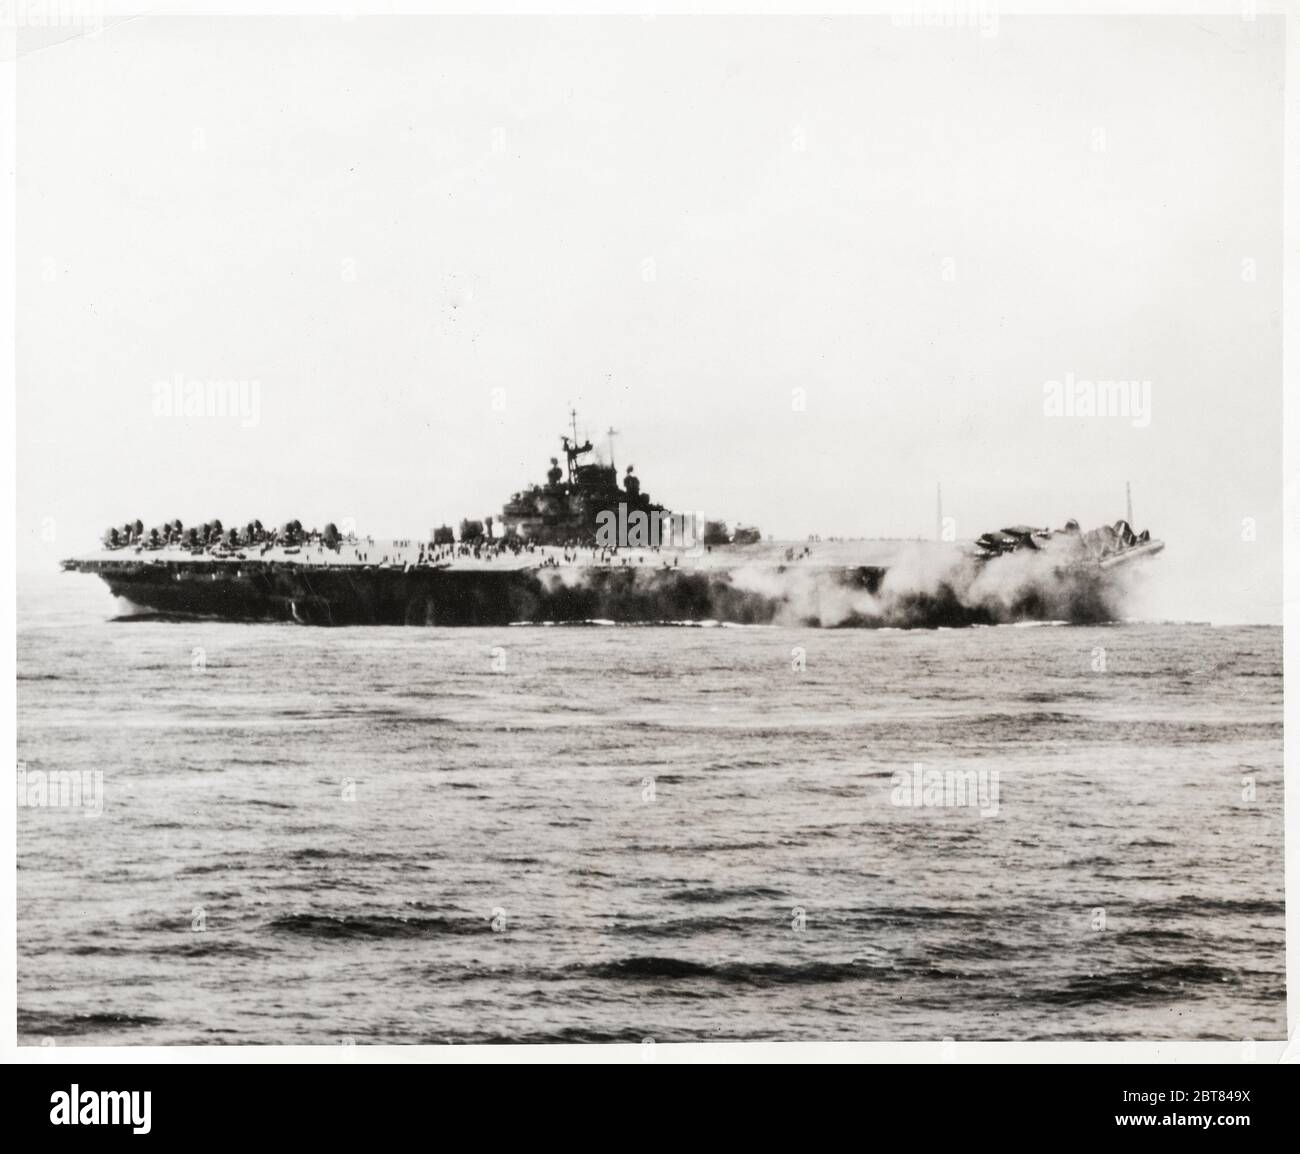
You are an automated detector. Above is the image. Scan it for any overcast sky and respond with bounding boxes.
[17,15,1283,621]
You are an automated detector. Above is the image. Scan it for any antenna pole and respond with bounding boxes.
[607,426,618,473]
[1126,481,1133,526]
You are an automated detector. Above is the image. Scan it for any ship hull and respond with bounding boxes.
[75,559,879,627]
[63,536,1161,628]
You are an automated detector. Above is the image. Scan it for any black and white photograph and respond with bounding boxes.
[5,0,1297,1094]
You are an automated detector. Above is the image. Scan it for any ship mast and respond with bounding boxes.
[562,407,593,483]
[607,426,618,474]
[563,406,579,483]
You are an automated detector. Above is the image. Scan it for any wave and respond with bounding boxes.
[1129,897,1285,918]
[18,1009,166,1037]
[663,885,786,905]
[265,912,491,939]
[1034,962,1242,1006]
[575,955,900,986]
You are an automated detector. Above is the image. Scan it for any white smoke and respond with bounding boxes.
[729,540,1127,627]
[526,541,1137,627]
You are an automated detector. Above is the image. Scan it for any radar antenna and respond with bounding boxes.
[561,407,593,483]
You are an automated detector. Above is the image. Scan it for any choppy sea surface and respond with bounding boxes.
[16,572,1286,1044]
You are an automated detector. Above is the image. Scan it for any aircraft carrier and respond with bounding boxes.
[61,413,1164,627]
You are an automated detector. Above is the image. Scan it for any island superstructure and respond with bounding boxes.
[498,409,666,544]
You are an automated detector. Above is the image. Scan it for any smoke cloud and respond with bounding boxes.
[728,542,1129,628]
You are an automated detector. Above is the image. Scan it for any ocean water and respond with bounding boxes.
[16,572,1286,1043]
